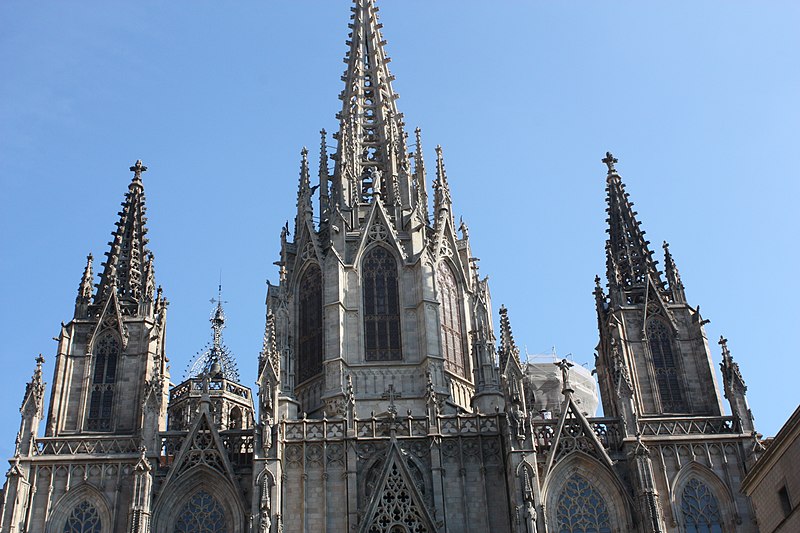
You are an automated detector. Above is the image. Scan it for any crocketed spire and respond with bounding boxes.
[602,152,662,303]
[498,305,521,371]
[185,286,240,382]
[332,0,411,208]
[95,160,154,309]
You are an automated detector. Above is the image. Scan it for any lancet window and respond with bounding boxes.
[87,334,119,431]
[680,478,723,533]
[174,490,227,533]
[437,262,466,377]
[297,264,323,383]
[555,474,612,533]
[646,320,687,412]
[63,500,102,533]
[363,247,402,361]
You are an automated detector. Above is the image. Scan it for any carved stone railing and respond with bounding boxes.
[530,417,623,452]
[170,377,250,403]
[157,429,255,470]
[282,413,502,443]
[36,436,140,456]
[638,416,738,437]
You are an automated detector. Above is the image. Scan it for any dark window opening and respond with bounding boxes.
[87,334,119,431]
[437,262,466,377]
[363,247,402,361]
[297,264,323,384]
[647,320,687,413]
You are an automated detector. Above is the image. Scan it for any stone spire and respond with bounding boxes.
[719,336,754,432]
[318,129,330,224]
[662,241,686,303]
[603,152,662,304]
[413,127,429,223]
[74,253,94,317]
[498,305,520,371]
[432,145,452,219]
[95,160,153,310]
[296,148,313,225]
[332,0,411,209]
[16,355,45,457]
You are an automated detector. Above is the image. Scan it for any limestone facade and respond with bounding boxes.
[1,1,763,532]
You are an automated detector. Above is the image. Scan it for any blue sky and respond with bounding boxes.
[1,1,798,461]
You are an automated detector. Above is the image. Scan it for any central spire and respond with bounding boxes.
[333,0,411,209]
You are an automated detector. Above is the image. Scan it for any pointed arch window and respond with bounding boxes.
[646,320,687,412]
[681,478,723,533]
[63,500,102,533]
[174,489,227,533]
[437,262,466,377]
[297,264,323,384]
[87,334,119,431]
[555,474,612,533]
[363,247,402,361]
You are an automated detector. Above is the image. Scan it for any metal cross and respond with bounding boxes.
[129,159,148,179]
[601,152,618,173]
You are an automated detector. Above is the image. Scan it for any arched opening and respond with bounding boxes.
[680,478,724,533]
[362,247,401,361]
[555,473,612,533]
[297,264,323,383]
[173,489,227,533]
[646,320,686,412]
[62,500,102,533]
[87,334,119,431]
[437,261,466,377]
[229,406,242,430]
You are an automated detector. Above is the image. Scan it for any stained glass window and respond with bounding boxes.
[174,490,227,533]
[87,334,119,431]
[297,264,323,383]
[437,262,466,377]
[556,474,612,533]
[363,247,402,361]
[681,478,723,533]
[63,500,101,533]
[647,320,687,413]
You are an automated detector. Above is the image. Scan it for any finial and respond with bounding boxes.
[602,152,618,173]
[129,159,148,182]
[718,336,730,357]
[35,354,45,367]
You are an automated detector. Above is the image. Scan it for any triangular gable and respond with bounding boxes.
[360,441,438,533]
[643,274,679,332]
[162,403,238,490]
[354,200,405,264]
[294,217,323,270]
[87,289,128,350]
[545,395,615,477]
[433,216,469,286]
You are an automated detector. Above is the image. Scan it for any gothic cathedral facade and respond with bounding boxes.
[2,1,762,532]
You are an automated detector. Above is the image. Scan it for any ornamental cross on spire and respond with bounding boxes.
[129,159,147,180]
[602,152,618,173]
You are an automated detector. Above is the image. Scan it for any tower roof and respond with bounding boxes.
[185,286,240,382]
[603,152,662,293]
[95,160,155,307]
[333,0,410,205]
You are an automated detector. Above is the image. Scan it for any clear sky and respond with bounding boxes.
[1,1,798,461]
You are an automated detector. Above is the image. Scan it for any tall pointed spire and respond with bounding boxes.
[603,152,661,303]
[186,285,240,382]
[333,0,410,208]
[318,129,330,221]
[413,127,429,223]
[433,145,452,218]
[662,241,686,303]
[498,305,521,371]
[74,253,94,317]
[718,336,754,432]
[95,160,153,310]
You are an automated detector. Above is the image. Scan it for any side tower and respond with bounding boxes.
[269,0,500,418]
[594,153,758,531]
[1,161,171,533]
